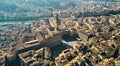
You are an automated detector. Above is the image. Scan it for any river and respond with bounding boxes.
[0,20,32,25]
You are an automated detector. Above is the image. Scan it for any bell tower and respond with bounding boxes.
[55,13,61,26]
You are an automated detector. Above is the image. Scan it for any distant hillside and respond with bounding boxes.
[0,2,17,13]
[0,0,120,21]
[0,0,77,12]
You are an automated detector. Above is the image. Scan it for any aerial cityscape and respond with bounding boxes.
[0,0,120,66]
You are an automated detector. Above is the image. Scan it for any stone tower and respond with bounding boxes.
[55,13,61,26]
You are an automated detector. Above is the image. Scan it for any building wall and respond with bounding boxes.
[78,31,88,42]
[40,33,63,48]
[16,32,69,54]
[16,32,68,66]
[62,39,78,48]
